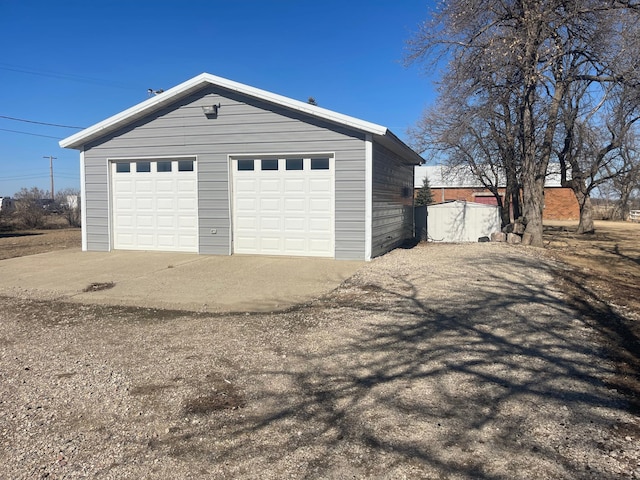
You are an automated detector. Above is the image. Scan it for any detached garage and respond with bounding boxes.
[60,73,422,260]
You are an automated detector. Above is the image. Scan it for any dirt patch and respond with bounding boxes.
[83,282,116,292]
[0,227,80,260]
[544,220,640,414]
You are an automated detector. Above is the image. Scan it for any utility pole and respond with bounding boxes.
[43,155,57,200]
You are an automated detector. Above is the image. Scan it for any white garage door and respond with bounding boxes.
[111,159,198,252]
[232,156,334,257]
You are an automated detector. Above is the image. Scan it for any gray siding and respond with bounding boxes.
[83,86,367,259]
[371,142,415,258]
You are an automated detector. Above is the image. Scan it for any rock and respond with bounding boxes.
[513,222,526,234]
[521,232,533,245]
[507,233,522,244]
[491,232,507,242]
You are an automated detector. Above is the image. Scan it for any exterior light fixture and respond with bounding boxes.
[202,104,220,117]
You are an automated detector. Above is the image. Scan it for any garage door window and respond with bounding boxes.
[311,158,330,170]
[237,160,254,171]
[261,159,278,170]
[116,163,130,173]
[157,161,172,172]
[136,161,151,173]
[286,158,303,170]
[178,160,194,172]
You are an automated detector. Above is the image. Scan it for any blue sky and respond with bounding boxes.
[0,0,438,197]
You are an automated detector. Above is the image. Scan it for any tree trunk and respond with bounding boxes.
[576,192,595,234]
[522,171,546,247]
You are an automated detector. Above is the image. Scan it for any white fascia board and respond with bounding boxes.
[79,151,87,251]
[59,74,211,149]
[60,72,388,149]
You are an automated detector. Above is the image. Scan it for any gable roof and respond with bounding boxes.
[59,72,423,164]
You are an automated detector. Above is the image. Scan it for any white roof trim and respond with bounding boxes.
[60,72,389,149]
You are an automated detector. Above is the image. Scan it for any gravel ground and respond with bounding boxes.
[1,242,639,479]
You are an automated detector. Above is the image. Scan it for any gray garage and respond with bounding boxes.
[60,73,422,260]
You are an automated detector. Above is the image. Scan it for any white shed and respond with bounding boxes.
[427,200,501,242]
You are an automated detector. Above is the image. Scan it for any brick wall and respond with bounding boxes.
[543,187,579,220]
[421,187,580,221]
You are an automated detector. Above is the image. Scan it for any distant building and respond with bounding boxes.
[415,165,579,221]
[0,197,15,213]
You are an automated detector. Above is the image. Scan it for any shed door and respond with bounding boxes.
[111,159,198,252]
[232,157,334,257]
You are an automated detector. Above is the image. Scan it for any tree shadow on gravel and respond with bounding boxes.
[159,247,638,479]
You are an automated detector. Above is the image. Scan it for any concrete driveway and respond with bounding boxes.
[0,249,363,312]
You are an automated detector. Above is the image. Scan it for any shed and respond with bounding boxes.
[427,200,501,242]
[60,73,423,260]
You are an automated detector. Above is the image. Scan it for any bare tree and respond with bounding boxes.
[55,188,82,228]
[556,83,640,232]
[13,187,49,229]
[407,0,640,246]
[409,83,522,227]
[607,133,640,220]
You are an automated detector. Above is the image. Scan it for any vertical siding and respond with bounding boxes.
[82,86,367,259]
[371,142,415,258]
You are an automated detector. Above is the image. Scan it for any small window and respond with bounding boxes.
[178,160,194,172]
[261,159,278,171]
[311,158,330,170]
[157,161,172,172]
[116,163,130,173]
[286,158,303,170]
[136,161,151,173]
[237,159,254,171]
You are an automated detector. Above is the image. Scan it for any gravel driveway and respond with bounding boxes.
[1,243,638,479]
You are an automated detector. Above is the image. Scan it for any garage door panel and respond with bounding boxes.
[156,180,174,192]
[260,237,282,252]
[260,179,281,192]
[178,198,197,210]
[115,197,133,210]
[157,235,176,247]
[136,180,153,192]
[284,198,305,213]
[112,160,198,252]
[260,198,280,212]
[178,216,197,228]
[260,216,281,230]
[310,198,331,212]
[115,215,133,228]
[136,234,154,247]
[285,217,305,231]
[310,217,331,231]
[284,179,305,191]
[116,233,134,247]
[284,238,306,253]
[178,179,197,191]
[157,215,175,228]
[310,178,332,192]
[309,239,332,255]
[136,198,153,210]
[115,181,133,193]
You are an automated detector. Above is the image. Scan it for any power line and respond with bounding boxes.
[0,128,61,139]
[0,64,141,91]
[0,115,85,129]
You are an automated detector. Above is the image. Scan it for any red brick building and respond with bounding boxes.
[415,166,579,220]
